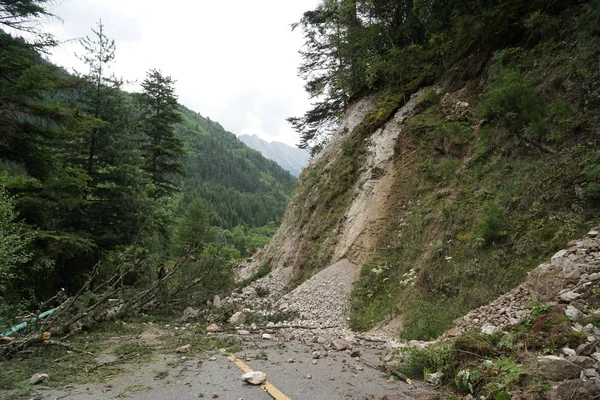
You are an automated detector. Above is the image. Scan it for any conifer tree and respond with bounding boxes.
[139,69,185,199]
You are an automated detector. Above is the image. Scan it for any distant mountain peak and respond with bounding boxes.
[238,134,310,177]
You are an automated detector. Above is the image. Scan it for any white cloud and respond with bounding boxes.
[43,0,320,146]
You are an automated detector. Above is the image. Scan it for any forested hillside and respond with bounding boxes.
[0,1,293,326]
[176,107,296,229]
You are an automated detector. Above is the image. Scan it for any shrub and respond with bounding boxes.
[480,68,544,137]
[478,204,506,246]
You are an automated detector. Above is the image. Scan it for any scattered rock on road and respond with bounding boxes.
[241,371,267,385]
[206,323,220,332]
[176,344,191,353]
[331,338,349,351]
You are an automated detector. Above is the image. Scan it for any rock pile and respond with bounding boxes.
[216,258,366,338]
[439,228,600,398]
[442,228,600,340]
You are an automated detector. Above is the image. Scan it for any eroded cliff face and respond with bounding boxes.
[250,90,424,285]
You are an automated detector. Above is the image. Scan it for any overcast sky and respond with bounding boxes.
[42,0,320,146]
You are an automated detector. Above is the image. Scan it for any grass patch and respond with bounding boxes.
[174,332,243,354]
[0,347,115,390]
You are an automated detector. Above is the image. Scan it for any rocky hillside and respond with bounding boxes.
[238,134,310,177]
[239,1,600,342]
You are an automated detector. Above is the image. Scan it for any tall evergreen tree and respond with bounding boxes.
[139,69,185,199]
[74,21,150,249]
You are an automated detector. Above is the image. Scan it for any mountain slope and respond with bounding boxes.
[175,107,297,229]
[238,134,310,177]
[243,0,600,342]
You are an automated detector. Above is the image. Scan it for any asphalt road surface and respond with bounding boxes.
[27,335,441,400]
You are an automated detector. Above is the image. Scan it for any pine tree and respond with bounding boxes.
[139,69,185,199]
[75,21,151,249]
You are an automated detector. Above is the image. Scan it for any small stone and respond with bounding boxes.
[312,360,318,365]
[592,352,600,362]
[577,342,597,356]
[262,333,272,340]
[230,312,246,325]
[181,307,199,322]
[304,374,312,379]
[213,295,221,307]
[425,372,444,386]
[588,229,599,238]
[350,349,361,358]
[312,351,322,359]
[237,330,250,335]
[353,364,364,371]
[584,368,600,379]
[329,377,335,381]
[287,358,295,363]
[211,393,219,398]
[206,323,220,332]
[176,344,191,353]
[331,338,349,351]
[566,355,596,368]
[208,356,217,361]
[559,291,582,303]
[481,323,499,335]
[562,348,577,357]
[241,371,267,385]
[565,305,583,322]
[29,373,49,384]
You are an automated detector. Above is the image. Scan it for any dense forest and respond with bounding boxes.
[0,0,294,326]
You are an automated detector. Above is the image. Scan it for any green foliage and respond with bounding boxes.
[349,263,400,331]
[400,298,455,340]
[173,198,212,256]
[139,69,185,199]
[397,343,456,380]
[0,186,33,296]
[480,68,544,134]
[477,204,506,246]
[291,0,575,153]
[455,369,482,394]
[176,107,295,230]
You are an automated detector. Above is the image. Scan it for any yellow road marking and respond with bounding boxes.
[219,348,292,400]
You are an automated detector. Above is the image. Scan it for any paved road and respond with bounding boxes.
[27,334,441,400]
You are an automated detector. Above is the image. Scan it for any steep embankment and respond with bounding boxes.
[239,1,600,341]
